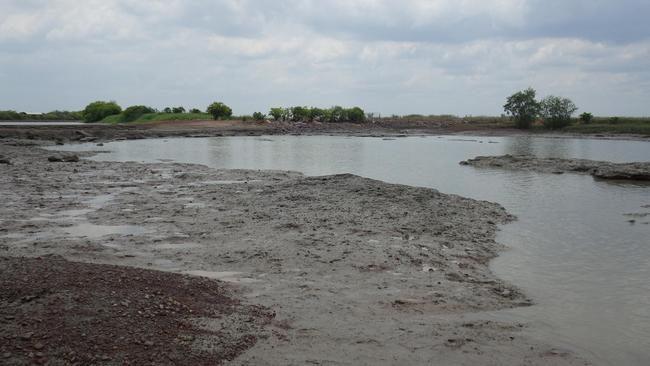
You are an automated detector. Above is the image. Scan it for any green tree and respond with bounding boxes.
[579,112,593,124]
[540,95,578,129]
[121,105,156,122]
[172,106,186,114]
[346,107,366,122]
[189,108,202,114]
[252,112,265,121]
[82,101,122,123]
[207,102,233,120]
[503,88,540,129]
[269,107,285,121]
[290,106,309,122]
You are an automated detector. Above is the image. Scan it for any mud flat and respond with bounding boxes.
[0,139,591,365]
[462,154,650,181]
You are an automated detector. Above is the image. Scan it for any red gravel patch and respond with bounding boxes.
[0,256,274,365]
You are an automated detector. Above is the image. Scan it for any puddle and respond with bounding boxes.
[184,270,261,284]
[64,223,151,239]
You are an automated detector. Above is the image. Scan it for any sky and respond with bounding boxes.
[1,0,649,116]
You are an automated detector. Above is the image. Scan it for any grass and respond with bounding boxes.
[101,112,212,124]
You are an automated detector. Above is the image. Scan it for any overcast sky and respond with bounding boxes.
[1,0,649,116]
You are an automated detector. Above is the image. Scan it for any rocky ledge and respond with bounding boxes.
[461,154,650,181]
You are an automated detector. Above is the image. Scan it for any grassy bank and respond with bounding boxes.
[101,112,212,124]
[563,117,650,135]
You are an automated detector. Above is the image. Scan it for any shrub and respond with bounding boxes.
[609,117,620,124]
[121,105,156,122]
[290,106,310,122]
[503,88,540,129]
[252,112,265,121]
[579,112,593,124]
[207,102,232,120]
[163,107,172,113]
[172,106,186,114]
[82,101,122,122]
[269,108,285,121]
[189,108,202,114]
[540,95,578,129]
[347,107,366,122]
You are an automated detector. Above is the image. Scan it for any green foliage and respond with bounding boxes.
[163,107,172,113]
[121,105,156,122]
[172,106,186,114]
[579,112,593,124]
[268,106,367,123]
[269,108,286,121]
[189,108,202,114]
[290,106,310,122]
[82,101,122,123]
[540,95,578,129]
[503,88,540,129]
[252,112,266,121]
[609,117,620,124]
[0,110,83,121]
[346,106,366,122]
[0,110,24,120]
[207,102,233,120]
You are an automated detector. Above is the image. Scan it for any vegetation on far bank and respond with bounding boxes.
[3,97,650,135]
[0,110,81,121]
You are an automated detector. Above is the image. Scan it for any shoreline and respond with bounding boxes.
[1,119,649,144]
[1,137,592,365]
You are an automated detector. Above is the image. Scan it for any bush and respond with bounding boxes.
[290,106,309,122]
[347,107,366,122]
[540,95,578,129]
[504,88,540,129]
[189,108,202,114]
[172,106,185,114]
[252,112,265,121]
[269,108,285,121]
[82,101,122,123]
[579,112,593,124]
[207,102,232,120]
[121,105,156,122]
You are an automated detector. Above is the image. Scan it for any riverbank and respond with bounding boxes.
[1,119,649,144]
[0,138,592,365]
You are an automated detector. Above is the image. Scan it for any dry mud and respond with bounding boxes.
[0,139,591,365]
[461,154,650,181]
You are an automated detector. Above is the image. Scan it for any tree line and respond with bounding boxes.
[0,110,82,121]
[504,87,592,129]
[79,101,367,123]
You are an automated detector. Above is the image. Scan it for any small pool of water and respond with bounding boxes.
[51,135,650,365]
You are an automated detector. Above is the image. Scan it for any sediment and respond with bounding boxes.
[461,154,650,181]
[0,139,590,365]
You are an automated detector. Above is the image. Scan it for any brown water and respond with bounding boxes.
[52,135,650,365]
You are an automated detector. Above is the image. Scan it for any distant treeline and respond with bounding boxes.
[79,100,369,124]
[0,110,82,121]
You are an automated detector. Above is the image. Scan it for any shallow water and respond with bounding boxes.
[52,135,650,365]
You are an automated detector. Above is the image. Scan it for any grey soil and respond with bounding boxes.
[0,139,591,365]
[461,154,650,181]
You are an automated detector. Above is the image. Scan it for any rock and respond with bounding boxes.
[0,156,11,165]
[48,155,79,163]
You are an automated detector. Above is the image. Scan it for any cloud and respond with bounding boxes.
[1,0,649,116]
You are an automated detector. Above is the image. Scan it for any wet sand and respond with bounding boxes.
[0,138,591,365]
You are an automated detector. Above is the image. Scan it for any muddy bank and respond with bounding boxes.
[0,139,591,365]
[462,154,650,181]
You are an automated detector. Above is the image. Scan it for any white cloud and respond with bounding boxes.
[0,0,649,116]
